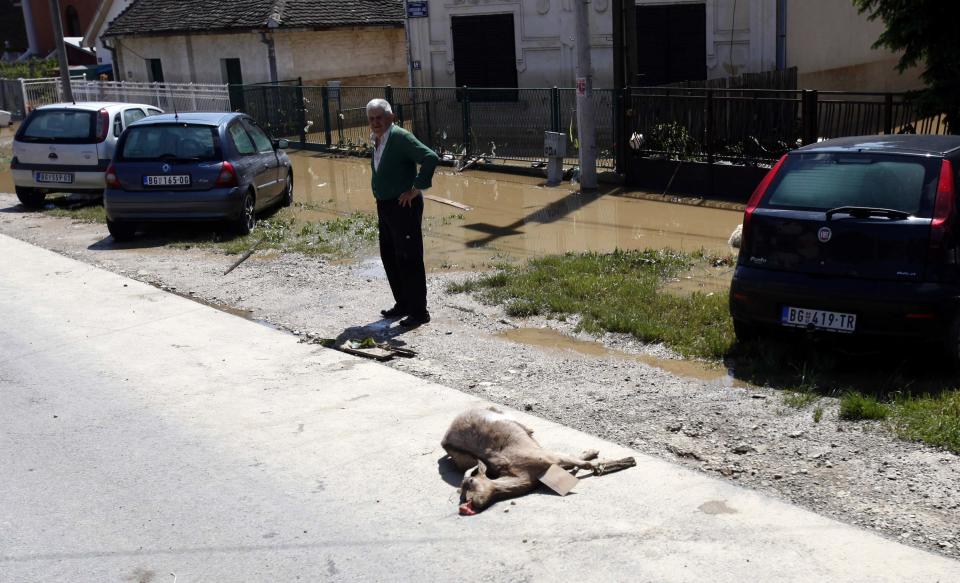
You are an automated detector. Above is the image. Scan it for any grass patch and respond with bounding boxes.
[41,200,107,223]
[839,392,891,421]
[783,389,818,409]
[169,210,378,257]
[813,405,825,423]
[893,390,960,453]
[447,249,733,358]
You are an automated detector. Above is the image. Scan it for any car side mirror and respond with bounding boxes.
[274,138,289,150]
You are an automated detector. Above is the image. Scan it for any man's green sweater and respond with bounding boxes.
[371,125,440,200]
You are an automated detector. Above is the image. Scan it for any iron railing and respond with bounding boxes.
[624,87,951,167]
[239,85,616,168]
[19,78,231,113]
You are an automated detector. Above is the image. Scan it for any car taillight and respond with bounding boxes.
[215,161,238,187]
[9,156,19,169]
[95,108,110,142]
[741,154,787,251]
[928,159,956,264]
[105,164,120,189]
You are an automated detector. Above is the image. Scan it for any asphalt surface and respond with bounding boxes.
[1,233,958,583]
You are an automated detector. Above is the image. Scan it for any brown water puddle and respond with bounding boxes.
[498,327,745,387]
[289,152,742,270]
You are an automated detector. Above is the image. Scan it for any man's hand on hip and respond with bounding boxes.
[398,188,422,207]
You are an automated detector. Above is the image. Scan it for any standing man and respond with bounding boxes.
[367,98,439,327]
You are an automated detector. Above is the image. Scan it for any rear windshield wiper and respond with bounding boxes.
[825,206,911,221]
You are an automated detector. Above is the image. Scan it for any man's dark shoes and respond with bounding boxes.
[380,305,406,319]
[399,312,431,328]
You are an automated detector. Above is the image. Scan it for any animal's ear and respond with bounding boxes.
[475,460,488,476]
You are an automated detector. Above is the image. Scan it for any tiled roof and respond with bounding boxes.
[105,0,403,36]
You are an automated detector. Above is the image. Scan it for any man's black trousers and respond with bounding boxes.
[376,196,427,316]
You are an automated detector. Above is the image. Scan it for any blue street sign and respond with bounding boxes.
[407,1,428,17]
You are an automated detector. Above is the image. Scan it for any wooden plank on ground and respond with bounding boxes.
[424,194,472,212]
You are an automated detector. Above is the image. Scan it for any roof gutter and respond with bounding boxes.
[259,25,279,84]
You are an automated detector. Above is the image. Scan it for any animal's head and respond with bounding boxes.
[458,460,496,516]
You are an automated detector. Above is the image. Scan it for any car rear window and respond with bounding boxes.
[118,124,220,161]
[764,153,941,217]
[18,109,95,143]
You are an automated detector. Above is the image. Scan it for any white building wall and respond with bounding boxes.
[114,28,406,87]
[91,0,135,68]
[409,0,615,89]
[785,0,922,91]
[274,28,407,86]
[409,0,776,89]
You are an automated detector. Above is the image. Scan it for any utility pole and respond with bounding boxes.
[49,0,73,102]
[574,0,597,191]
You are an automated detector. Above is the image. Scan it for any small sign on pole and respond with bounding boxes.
[576,77,587,97]
[407,1,428,17]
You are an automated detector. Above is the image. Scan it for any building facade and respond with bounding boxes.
[104,0,407,87]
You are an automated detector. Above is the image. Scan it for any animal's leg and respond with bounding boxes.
[553,453,596,471]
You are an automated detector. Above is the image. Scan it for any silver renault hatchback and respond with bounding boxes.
[11,102,162,208]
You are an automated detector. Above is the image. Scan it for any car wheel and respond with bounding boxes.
[733,319,758,344]
[280,171,293,207]
[107,219,137,242]
[16,187,45,210]
[236,190,256,235]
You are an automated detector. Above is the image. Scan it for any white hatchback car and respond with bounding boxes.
[11,102,162,208]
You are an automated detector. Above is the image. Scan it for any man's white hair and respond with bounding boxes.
[366,98,393,115]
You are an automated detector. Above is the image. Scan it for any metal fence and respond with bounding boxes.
[0,78,27,120]
[19,78,230,113]
[239,84,616,168]
[625,87,951,167]
[232,81,954,178]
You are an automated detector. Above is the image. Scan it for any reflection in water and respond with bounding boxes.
[289,152,743,270]
[499,327,746,387]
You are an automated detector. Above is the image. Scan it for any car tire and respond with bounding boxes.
[107,219,137,242]
[235,190,256,236]
[733,319,759,344]
[280,171,293,207]
[16,187,45,210]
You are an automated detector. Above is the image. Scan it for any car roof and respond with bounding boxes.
[130,112,242,127]
[795,135,960,157]
[35,102,157,112]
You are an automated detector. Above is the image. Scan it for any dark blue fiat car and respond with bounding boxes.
[730,135,960,364]
[104,112,292,241]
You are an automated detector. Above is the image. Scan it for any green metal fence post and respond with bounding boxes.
[296,76,306,147]
[801,89,819,145]
[613,86,625,175]
[462,85,471,157]
[884,93,893,134]
[705,89,714,165]
[551,86,561,133]
[321,86,332,147]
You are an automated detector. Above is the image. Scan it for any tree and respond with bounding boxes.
[854,0,960,134]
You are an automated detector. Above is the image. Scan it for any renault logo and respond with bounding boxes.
[161,163,171,173]
[818,227,832,243]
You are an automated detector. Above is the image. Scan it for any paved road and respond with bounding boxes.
[1,233,957,583]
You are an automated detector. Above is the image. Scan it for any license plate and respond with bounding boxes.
[781,306,856,332]
[35,171,73,184]
[143,175,191,186]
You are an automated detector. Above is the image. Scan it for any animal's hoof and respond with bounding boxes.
[580,449,600,461]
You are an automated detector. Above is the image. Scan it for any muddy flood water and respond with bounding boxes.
[288,152,743,270]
